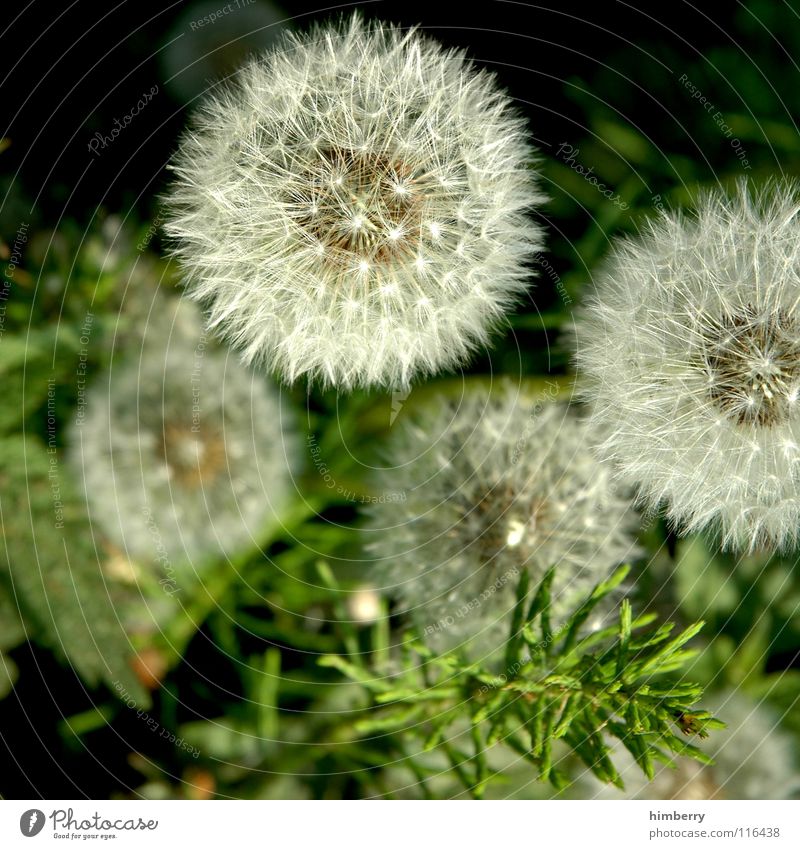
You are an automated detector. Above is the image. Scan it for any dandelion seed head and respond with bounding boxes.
[364,385,639,661]
[704,307,800,428]
[164,14,544,390]
[68,299,297,566]
[576,182,800,553]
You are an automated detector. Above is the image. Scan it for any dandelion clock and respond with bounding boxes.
[165,15,544,390]
[365,385,639,660]
[576,183,800,552]
[68,298,296,566]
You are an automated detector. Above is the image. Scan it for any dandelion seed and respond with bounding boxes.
[164,14,544,390]
[347,586,383,625]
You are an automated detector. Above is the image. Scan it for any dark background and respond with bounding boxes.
[0,1,760,226]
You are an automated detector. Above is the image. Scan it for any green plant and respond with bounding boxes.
[321,564,722,798]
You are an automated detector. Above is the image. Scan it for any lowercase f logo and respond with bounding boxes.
[19,809,46,837]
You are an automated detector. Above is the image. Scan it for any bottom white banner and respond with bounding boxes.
[0,800,796,848]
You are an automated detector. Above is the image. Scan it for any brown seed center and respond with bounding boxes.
[290,146,436,266]
[704,306,800,427]
[460,488,550,567]
[159,422,226,489]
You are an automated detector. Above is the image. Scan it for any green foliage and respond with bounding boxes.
[0,436,148,706]
[0,328,63,437]
[0,580,25,698]
[320,565,722,798]
[669,535,800,662]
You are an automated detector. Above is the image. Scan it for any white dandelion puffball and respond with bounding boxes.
[365,385,639,659]
[164,14,543,390]
[581,690,800,800]
[576,183,800,553]
[69,299,297,566]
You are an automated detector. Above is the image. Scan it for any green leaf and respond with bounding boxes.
[562,564,630,654]
[504,569,530,670]
[616,598,633,675]
[0,436,149,707]
[0,651,18,699]
[635,621,706,677]
[321,564,718,794]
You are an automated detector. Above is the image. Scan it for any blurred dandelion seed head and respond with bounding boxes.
[365,385,639,660]
[164,14,544,390]
[69,299,296,566]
